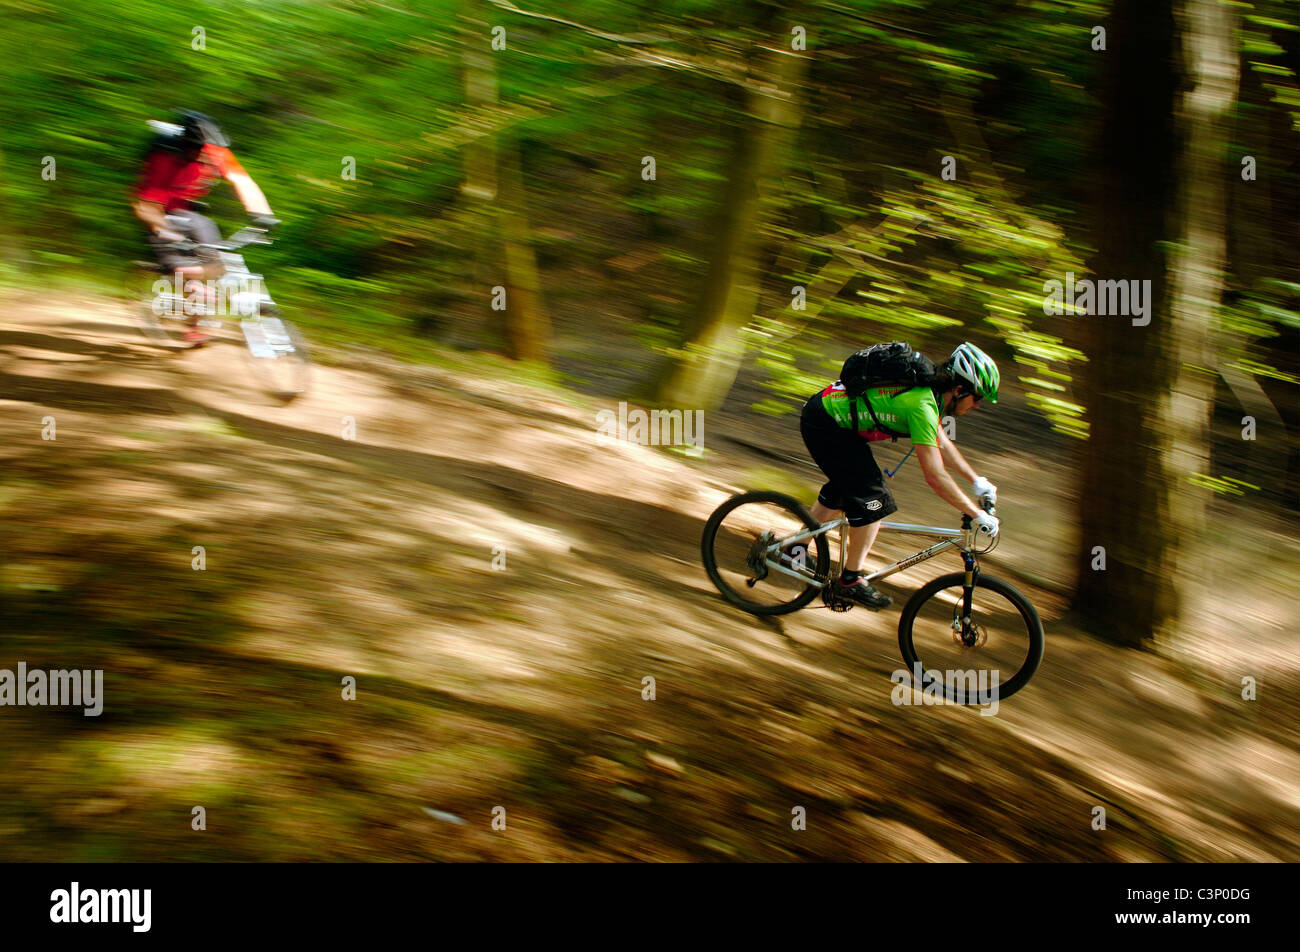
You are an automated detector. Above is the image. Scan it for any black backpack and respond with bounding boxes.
[140,119,186,160]
[838,342,936,437]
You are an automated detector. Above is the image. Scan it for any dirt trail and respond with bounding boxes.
[2,292,1297,861]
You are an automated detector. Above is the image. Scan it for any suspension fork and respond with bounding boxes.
[960,550,978,639]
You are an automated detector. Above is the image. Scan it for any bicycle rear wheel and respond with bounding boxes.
[897,572,1044,703]
[126,266,191,349]
[701,490,830,616]
[241,306,311,402]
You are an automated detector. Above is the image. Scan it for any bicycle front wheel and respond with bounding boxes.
[241,306,311,402]
[701,490,830,616]
[897,572,1044,703]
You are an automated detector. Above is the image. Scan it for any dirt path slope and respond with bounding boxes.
[1,292,1297,861]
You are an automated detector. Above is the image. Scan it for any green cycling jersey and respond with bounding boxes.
[814,382,944,446]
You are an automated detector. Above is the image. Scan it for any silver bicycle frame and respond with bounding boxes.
[762,517,972,589]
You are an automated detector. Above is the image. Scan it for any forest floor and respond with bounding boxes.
[2,289,1298,861]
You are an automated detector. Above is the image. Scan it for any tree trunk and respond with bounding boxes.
[1154,0,1240,642]
[461,22,498,203]
[1221,10,1286,438]
[654,47,806,410]
[1073,0,1239,646]
[497,133,551,363]
[1072,0,1181,646]
[0,143,28,270]
[458,8,550,364]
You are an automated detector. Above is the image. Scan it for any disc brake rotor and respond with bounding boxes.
[951,611,988,648]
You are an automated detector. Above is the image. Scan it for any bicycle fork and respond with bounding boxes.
[956,551,981,647]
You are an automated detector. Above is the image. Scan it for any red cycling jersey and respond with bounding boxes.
[136,143,245,212]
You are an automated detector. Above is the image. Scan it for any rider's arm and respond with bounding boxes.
[936,427,978,484]
[915,444,981,519]
[135,151,180,237]
[206,146,273,216]
[226,170,272,216]
[133,199,183,241]
[133,199,168,231]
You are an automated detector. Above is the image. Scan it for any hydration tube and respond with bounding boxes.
[884,445,914,479]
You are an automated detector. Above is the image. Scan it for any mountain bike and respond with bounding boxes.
[701,490,1044,702]
[127,223,311,402]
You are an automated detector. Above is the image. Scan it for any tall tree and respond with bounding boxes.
[654,42,806,411]
[1072,0,1180,645]
[1158,0,1240,643]
[1073,0,1239,645]
[459,5,551,364]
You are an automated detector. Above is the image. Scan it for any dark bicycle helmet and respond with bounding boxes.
[177,110,230,150]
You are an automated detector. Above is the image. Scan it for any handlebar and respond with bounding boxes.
[961,502,998,525]
[959,499,997,531]
[169,225,274,254]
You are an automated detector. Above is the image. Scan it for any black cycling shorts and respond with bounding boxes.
[800,395,898,527]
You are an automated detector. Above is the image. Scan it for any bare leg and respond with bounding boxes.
[842,521,882,573]
[809,500,881,574]
[174,266,207,328]
[170,263,222,327]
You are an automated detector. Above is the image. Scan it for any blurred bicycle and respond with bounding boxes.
[127,223,311,402]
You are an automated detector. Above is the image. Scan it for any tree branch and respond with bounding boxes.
[483,0,665,45]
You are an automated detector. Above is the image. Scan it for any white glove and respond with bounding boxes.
[971,511,1000,538]
[972,476,997,508]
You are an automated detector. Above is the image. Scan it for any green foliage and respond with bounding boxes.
[1187,473,1262,496]
[0,0,1293,440]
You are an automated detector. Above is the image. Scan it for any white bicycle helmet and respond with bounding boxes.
[949,342,1000,403]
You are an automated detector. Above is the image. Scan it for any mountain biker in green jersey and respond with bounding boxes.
[798,342,1002,609]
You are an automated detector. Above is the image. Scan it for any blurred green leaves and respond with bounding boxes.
[0,0,1292,439]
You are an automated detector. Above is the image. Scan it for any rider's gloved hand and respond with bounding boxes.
[972,476,997,508]
[251,214,280,231]
[971,510,1000,538]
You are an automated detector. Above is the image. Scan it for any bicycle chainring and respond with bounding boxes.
[821,583,854,612]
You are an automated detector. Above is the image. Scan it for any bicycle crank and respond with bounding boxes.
[821,584,854,612]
